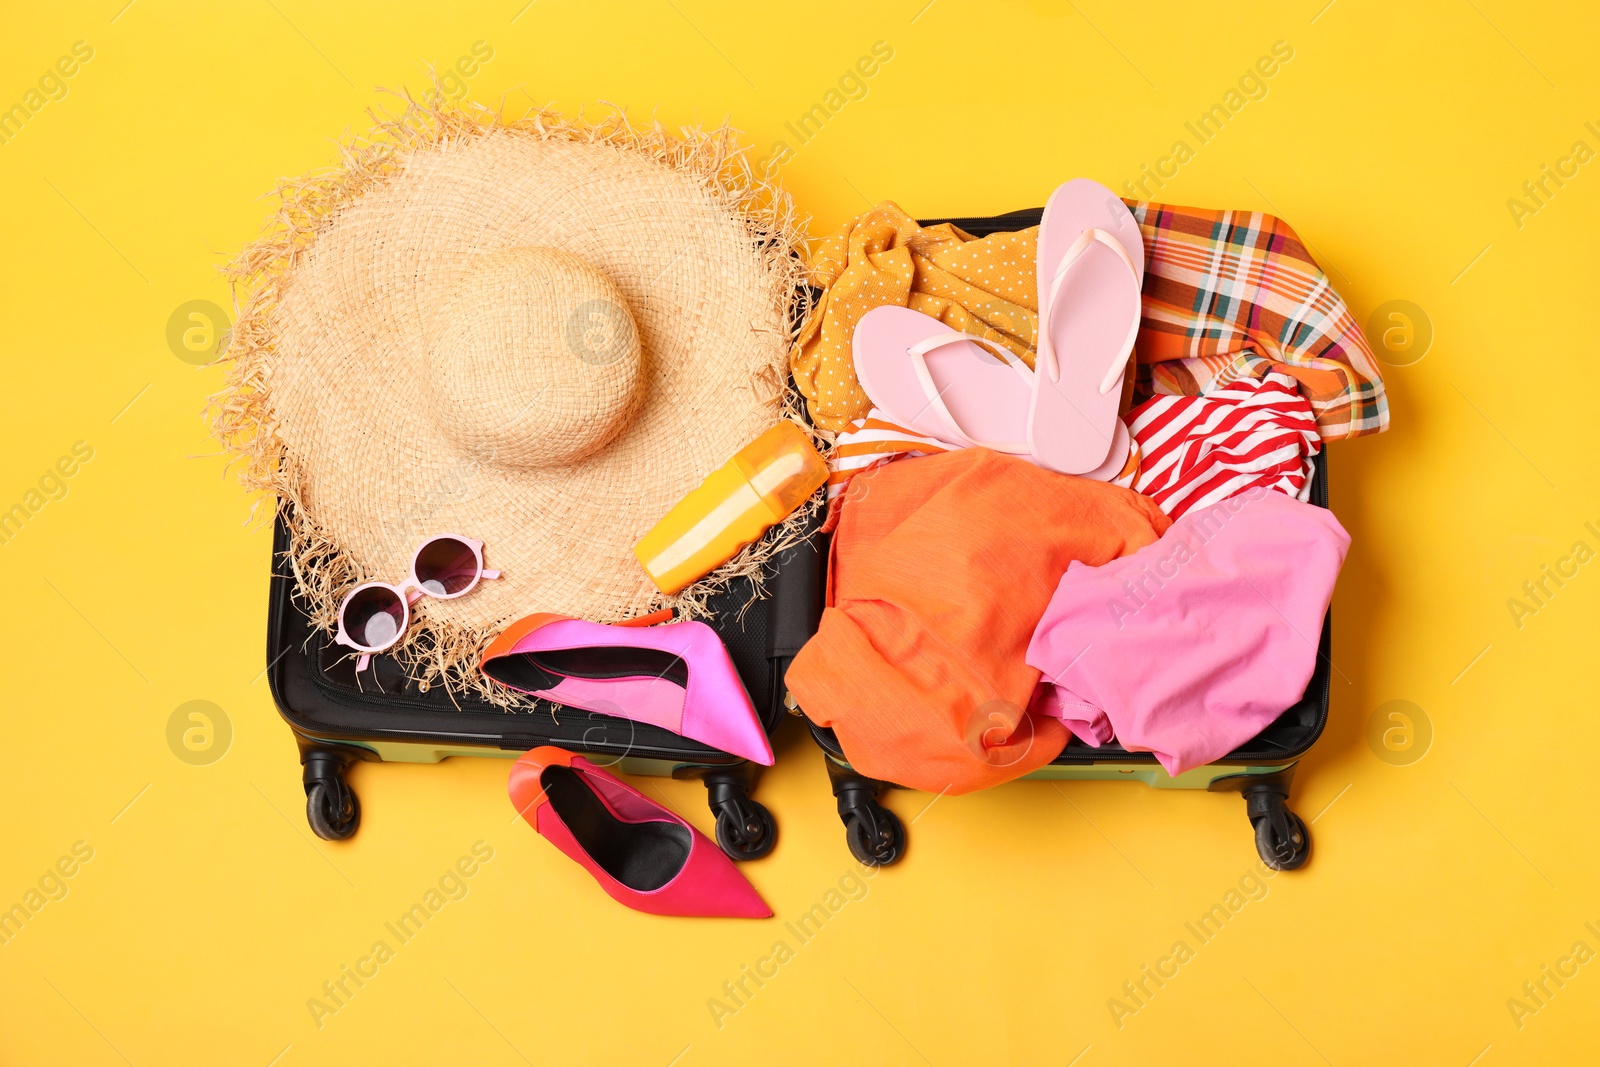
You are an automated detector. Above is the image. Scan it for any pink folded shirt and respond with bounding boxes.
[1025,487,1349,775]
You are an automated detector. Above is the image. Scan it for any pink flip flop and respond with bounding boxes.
[1029,179,1145,475]
[853,305,1033,452]
[1083,418,1132,482]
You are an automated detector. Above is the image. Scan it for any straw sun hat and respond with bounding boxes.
[212,97,814,694]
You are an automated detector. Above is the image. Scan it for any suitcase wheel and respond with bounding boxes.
[704,770,777,861]
[1243,778,1309,871]
[306,780,360,841]
[713,796,777,862]
[1254,807,1309,871]
[302,750,360,841]
[844,802,905,867]
[824,755,905,866]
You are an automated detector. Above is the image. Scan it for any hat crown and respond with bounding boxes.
[425,247,642,470]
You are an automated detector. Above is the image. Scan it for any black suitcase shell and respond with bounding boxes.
[264,503,824,857]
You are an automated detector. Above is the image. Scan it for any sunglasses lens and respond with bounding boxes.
[342,586,405,650]
[414,537,479,596]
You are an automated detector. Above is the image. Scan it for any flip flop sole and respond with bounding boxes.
[1030,179,1145,474]
[1081,418,1132,483]
[853,305,1031,447]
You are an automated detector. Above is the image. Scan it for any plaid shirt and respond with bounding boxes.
[1130,202,1388,440]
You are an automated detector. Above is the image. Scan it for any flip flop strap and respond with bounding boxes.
[904,331,1033,454]
[1040,227,1143,390]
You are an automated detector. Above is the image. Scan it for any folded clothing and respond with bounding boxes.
[823,409,952,506]
[1026,489,1349,776]
[789,203,1044,434]
[1130,370,1320,519]
[787,448,1170,795]
[822,407,1140,526]
[789,199,1386,440]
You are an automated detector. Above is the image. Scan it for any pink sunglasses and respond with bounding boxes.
[335,534,501,671]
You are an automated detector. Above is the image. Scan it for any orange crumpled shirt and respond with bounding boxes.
[786,448,1170,794]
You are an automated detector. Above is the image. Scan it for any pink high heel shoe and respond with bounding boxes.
[480,613,774,766]
[509,747,771,918]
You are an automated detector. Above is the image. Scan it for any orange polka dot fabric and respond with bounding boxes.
[790,202,1042,433]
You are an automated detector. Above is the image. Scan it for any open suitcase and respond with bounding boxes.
[263,503,825,860]
[802,206,1334,874]
[265,204,1334,876]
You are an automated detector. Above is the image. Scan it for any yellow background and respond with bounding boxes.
[2,1,1596,1063]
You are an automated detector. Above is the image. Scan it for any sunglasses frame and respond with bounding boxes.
[334,534,500,671]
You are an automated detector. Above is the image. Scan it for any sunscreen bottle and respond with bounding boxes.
[634,422,827,594]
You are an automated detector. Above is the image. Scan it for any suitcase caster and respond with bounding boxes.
[704,769,777,861]
[845,803,905,867]
[1241,775,1309,871]
[826,756,905,867]
[302,748,360,841]
[1253,804,1309,871]
[1210,765,1310,871]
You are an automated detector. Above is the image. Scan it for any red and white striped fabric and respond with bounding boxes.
[1129,371,1320,519]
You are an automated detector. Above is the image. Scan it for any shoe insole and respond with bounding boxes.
[540,765,691,892]
[484,645,689,690]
